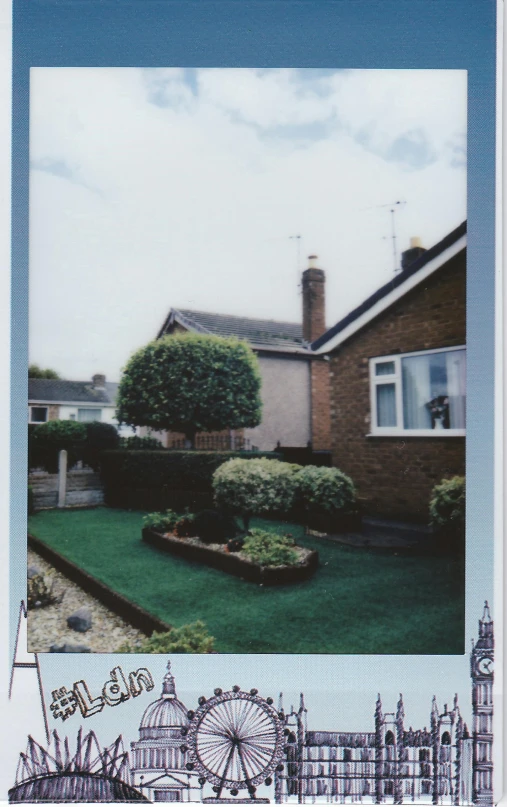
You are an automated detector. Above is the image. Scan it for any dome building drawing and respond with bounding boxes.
[130,662,201,803]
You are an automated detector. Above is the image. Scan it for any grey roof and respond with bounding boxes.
[159,308,308,352]
[28,378,119,406]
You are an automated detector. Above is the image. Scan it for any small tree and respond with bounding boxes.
[29,364,60,379]
[116,334,262,448]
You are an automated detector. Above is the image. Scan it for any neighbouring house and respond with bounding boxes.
[312,221,466,521]
[155,257,331,452]
[28,373,125,430]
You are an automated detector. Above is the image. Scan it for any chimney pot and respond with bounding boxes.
[401,237,426,271]
[92,374,106,389]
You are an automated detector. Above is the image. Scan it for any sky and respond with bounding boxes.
[28,67,467,382]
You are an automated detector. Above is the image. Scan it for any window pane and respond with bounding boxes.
[376,384,396,426]
[375,361,395,376]
[78,408,102,422]
[402,350,465,429]
[31,407,47,423]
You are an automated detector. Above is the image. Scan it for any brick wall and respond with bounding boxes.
[311,359,331,450]
[328,251,466,521]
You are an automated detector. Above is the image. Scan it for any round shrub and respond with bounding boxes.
[242,529,298,567]
[31,420,87,472]
[119,621,215,654]
[192,510,238,544]
[213,458,299,529]
[119,435,164,450]
[429,476,465,553]
[295,466,356,515]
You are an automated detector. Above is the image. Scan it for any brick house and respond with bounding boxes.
[155,260,330,452]
[311,221,466,521]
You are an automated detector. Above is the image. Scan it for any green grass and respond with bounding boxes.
[28,508,464,654]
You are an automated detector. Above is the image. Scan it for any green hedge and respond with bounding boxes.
[100,450,281,509]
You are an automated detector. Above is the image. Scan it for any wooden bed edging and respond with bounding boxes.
[28,533,172,637]
[142,528,319,585]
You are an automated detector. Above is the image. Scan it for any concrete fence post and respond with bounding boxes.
[58,449,67,508]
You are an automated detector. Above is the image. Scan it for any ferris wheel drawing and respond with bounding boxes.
[182,686,285,802]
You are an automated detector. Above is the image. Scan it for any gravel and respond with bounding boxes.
[27,549,146,653]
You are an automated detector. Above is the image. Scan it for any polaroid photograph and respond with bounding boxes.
[0,1,502,805]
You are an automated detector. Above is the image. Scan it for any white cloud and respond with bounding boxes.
[28,67,466,381]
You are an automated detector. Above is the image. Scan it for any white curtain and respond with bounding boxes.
[446,350,466,428]
[402,355,432,429]
[402,350,465,429]
[376,383,396,426]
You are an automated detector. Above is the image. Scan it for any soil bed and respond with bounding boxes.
[142,528,319,585]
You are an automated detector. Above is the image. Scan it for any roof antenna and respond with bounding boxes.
[381,201,406,274]
[361,200,407,273]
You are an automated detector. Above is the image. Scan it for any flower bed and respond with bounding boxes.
[142,527,319,585]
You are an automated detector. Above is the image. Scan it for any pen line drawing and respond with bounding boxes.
[8,602,494,805]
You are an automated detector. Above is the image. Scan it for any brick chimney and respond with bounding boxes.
[302,255,326,342]
[92,374,106,389]
[401,236,426,271]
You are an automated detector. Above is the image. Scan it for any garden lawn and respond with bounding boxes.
[28,508,464,654]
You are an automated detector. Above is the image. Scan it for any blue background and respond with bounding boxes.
[11,0,498,674]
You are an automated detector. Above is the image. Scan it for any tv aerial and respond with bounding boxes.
[361,200,407,273]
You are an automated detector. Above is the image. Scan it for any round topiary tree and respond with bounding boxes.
[116,334,262,448]
[213,458,299,530]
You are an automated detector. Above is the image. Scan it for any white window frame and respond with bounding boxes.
[77,407,102,422]
[29,405,48,424]
[369,346,466,437]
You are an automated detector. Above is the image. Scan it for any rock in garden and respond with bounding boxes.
[67,607,92,633]
[27,565,41,579]
[50,643,92,653]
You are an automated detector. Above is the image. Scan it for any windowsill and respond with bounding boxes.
[367,429,466,438]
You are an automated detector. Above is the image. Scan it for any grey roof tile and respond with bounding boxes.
[168,308,306,350]
[28,378,119,405]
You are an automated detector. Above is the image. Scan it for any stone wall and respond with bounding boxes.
[328,251,466,521]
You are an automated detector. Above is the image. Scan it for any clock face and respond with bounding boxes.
[477,656,494,675]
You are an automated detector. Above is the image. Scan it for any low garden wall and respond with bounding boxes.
[29,469,104,510]
[142,528,319,585]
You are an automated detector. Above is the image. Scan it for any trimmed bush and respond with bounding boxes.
[295,466,356,515]
[242,529,299,567]
[119,435,164,450]
[430,476,465,553]
[143,510,180,532]
[119,621,215,653]
[100,450,281,510]
[82,421,120,470]
[30,420,87,473]
[213,458,299,529]
[192,510,238,544]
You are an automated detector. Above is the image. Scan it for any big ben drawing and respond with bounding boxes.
[471,602,494,806]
